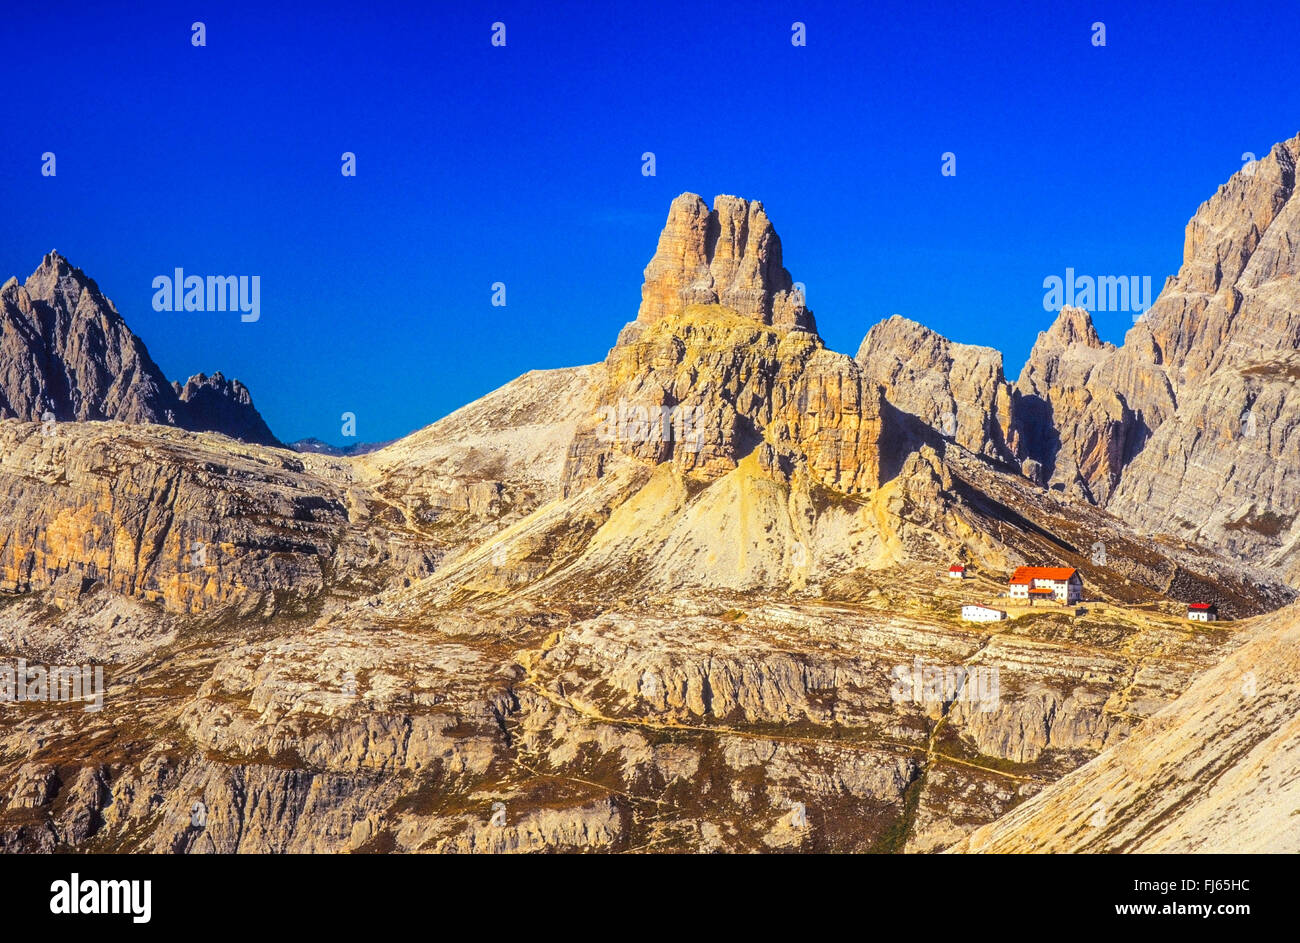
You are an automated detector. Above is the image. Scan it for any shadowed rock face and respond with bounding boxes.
[856,315,1018,465]
[0,252,279,446]
[174,372,278,446]
[1,253,177,426]
[630,193,816,337]
[1012,306,1139,503]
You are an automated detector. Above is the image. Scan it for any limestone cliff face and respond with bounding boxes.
[1108,356,1300,585]
[852,305,1157,504]
[982,132,1300,581]
[856,315,1017,464]
[1100,135,1300,573]
[563,306,883,497]
[1012,307,1147,502]
[0,421,343,613]
[1142,133,1300,385]
[0,252,279,445]
[951,602,1300,853]
[0,421,440,615]
[628,193,815,338]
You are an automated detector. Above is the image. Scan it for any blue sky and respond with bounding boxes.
[3,0,1297,444]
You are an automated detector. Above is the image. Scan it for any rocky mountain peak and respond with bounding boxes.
[1011,131,1300,521]
[633,193,816,336]
[1134,131,1300,385]
[1178,133,1296,297]
[174,371,278,445]
[855,314,1017,462]
[1040,305,1105,349]
[23,250,112,319]
[1017,306,1115,393]
[32,249,75,280]
[0,253,279,445]
[177,370,234,398]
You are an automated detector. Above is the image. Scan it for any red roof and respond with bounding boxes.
[1028,587,1055,595]
[1009,566,1077,584]
[1189,602,1215,610]
[949,564,966,572]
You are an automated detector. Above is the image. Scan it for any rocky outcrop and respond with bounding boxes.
[1097,134,1300,579]
[1012,307,1147,502]
[1108,355,1300,585]
[1141,133,1300,385]
[564,306,882,497]
[626,194,815,340]
[951,602,1300,853]
[552,199,884,498]
[993,133,1300,525]
[0,420,436,615]
[856,315,1017,463]
[0,420,343,613]
[0,252,279,445]
[174,372,279,446]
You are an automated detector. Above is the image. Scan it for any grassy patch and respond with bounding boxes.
[1223,510,1293,539]
[866,768,925,854]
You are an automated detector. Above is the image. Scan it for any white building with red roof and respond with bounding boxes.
[1187,602,1218,622]
[948,564,966,579]
[1008,566,1082,604]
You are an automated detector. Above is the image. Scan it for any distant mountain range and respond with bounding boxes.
[288,437,394,457]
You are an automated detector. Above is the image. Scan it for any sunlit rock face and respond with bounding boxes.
[632,193,816,336]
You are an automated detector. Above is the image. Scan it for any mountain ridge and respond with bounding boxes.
[1,134,1299,853]
[0,251,280,446]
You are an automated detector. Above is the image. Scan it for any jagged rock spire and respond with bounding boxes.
[635,193,816,334]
